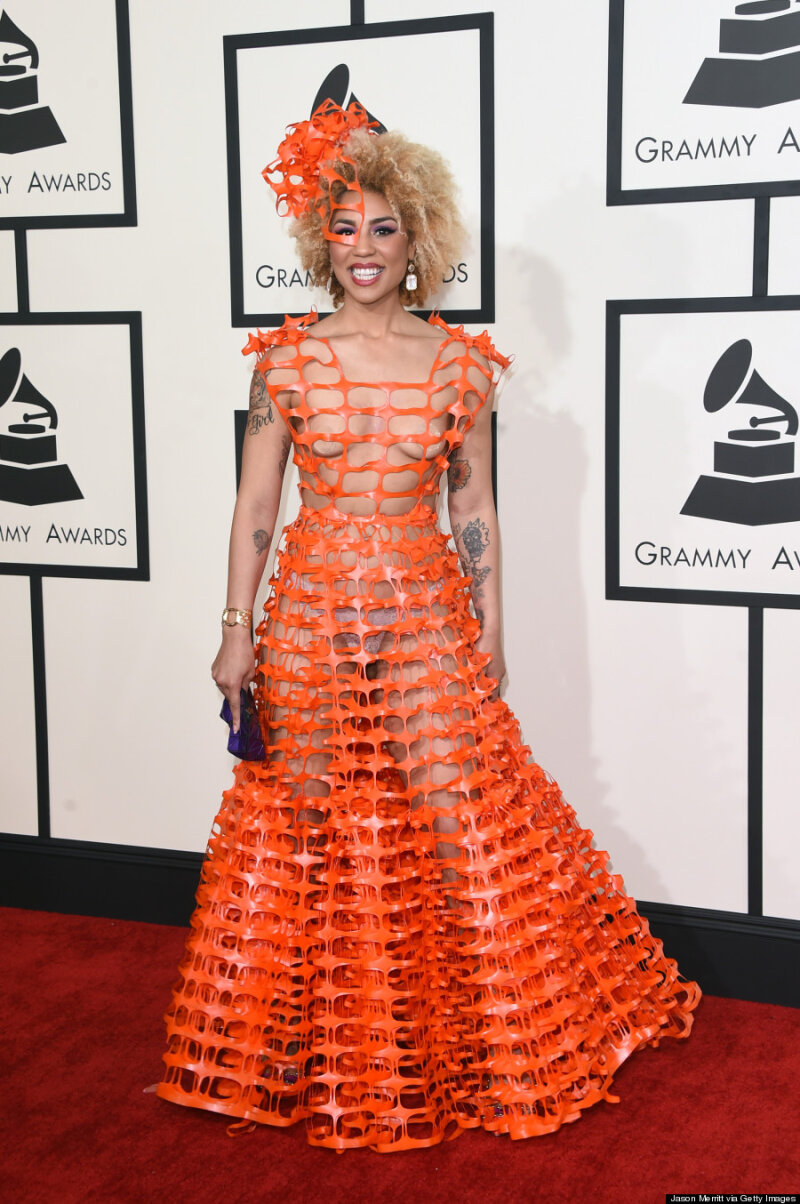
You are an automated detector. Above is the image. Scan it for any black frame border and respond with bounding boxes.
[607,0,800,208]
[223,13,495,328]
[606,293,800,610]
[0,311,149,582]
[0,0,137,231]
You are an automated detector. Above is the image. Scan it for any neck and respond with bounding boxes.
[336,291,410,337]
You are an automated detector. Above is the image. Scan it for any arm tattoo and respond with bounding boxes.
[248,371,274,434]
[452,517,491,594]
[252,528,271,556]
[278,433,292,475]
[448,455,472,493]
[249,371,269,410]
[248,411,273,436]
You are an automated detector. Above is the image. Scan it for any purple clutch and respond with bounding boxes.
[220,688,265,761]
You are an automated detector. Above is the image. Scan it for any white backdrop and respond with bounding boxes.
[1,0,797,923]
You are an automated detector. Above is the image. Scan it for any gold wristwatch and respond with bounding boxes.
[221,607,253,629]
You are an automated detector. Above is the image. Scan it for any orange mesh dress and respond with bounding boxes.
[157,310,701,1153]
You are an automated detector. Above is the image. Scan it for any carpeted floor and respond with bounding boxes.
[4,906,799,1204]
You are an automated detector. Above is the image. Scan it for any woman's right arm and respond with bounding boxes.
[211,360,293,730]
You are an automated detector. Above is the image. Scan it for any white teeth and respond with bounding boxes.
[351,266,382,280]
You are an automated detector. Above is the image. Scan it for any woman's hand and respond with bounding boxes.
[211,627,257,732]
[475,630,506,701]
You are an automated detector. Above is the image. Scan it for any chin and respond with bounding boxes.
[344,283,403,305]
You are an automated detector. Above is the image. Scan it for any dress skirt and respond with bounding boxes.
[156,500,701,1152]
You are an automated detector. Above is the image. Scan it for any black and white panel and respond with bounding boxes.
[224,15,493,325]
[608,298,800,610]
[0,0,135,228]
[607,1,800,957]
[0,314,147,580]
[609,0,800,204]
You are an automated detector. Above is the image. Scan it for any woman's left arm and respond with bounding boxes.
[447,384,506,696]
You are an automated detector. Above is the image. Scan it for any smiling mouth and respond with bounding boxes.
[349,265,384,284]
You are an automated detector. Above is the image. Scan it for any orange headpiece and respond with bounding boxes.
[263,99,380,244]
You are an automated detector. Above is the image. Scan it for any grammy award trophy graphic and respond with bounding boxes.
[681,338,800,526]
[310,64,386,131]
[685,0,800,109]
[0,347,82,505]
[0,7,65,154]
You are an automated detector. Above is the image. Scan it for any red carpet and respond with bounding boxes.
[4,906,799,1204]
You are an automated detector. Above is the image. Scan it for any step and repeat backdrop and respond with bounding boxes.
[1,0,798,940]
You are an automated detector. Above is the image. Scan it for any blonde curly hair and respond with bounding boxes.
[289,128,466,307]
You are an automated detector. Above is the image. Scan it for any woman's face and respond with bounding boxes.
[327,189,413,305]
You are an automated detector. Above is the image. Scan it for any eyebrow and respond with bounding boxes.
[331,213,397,225]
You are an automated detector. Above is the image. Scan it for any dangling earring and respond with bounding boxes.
[405,260,417,292]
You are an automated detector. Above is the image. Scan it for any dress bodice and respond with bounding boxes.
[243,312,510,520]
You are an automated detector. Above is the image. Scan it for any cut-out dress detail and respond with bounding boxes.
[157,313,701,1152]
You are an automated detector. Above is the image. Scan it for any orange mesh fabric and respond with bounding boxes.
[157,313,701,1152]
[262,99,379,243]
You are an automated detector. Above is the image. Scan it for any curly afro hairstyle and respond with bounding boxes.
[289,128,466,307]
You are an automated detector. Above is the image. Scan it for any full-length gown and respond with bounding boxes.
[157,312,701,1152]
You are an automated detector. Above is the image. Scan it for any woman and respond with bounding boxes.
[157,101,700,1152]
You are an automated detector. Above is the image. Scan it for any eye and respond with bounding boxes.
[331,221,357,235]
[373,225,398,237]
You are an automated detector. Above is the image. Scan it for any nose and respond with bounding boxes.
[353,224,376,254]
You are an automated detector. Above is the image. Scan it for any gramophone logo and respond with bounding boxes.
[681,338,800,525]
[685,0,800,109]
[0,7,65,154]
[310,63,385,130]
[0,347,82,505]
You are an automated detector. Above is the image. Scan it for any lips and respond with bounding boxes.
[349,264,384,285]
